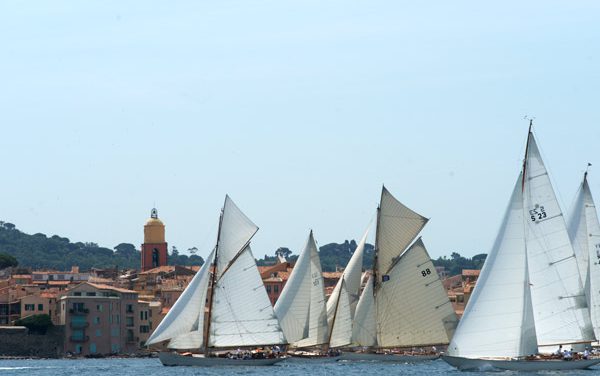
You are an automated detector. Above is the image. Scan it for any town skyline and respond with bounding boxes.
[1,2,599,260]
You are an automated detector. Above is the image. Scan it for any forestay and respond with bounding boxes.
[376,238,458,347]
[449,175,538,358]
[523,134,595,346]
[146,250,215,348]
[209,245,286,347]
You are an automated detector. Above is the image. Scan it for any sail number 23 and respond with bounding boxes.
[529,205,547,221]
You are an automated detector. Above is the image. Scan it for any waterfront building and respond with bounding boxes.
[59,282,140,355]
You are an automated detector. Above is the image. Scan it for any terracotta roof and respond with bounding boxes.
[139,266,176,275]
[86,282,137,294]
[322,272,342,279]
[40,292,58,298]
[462,269,480,277]
[32,280,71,285]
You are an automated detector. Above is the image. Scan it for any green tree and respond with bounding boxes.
[15,314,53,334]
[0,253,18,269]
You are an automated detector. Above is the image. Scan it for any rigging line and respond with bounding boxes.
[548,254,575,266]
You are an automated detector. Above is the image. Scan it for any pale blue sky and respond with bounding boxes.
[1,1,599,260]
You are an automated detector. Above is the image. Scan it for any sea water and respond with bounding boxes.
[0,358,597,376]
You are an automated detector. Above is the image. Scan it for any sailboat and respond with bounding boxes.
[146,195,288,366]
[274,230,329,357]
[340,186,458,362]
[443,125,600,371]
[569,169,600,340]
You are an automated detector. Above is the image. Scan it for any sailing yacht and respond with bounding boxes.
[274,230,329,357]
[569,169,600,340]
[340,186,458,362]
[443,125,600,371]
[145,195,288,366]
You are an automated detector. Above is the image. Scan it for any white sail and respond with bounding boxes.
[448,175,538,358]
[352,274,377,347]
[376,187,428,279]
[326,228,369,338]
[569,173,600,338]
[216,195,259,278]
[146,250,215,347]
[275,231,328,347]
[209,245,286,347]
[523,133,595,346]
[328,280,353,348]
[376,238,458,347]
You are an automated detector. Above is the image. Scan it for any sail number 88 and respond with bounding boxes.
[421,268,431,277]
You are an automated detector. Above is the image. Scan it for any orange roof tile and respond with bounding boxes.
[462,269,480,277]
[86,283,137,294]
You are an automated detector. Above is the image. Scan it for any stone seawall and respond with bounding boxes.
[0,326,64,358]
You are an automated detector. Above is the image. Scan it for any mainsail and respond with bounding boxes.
[569,171,600,339]
[448,174,538,358]
[522,133,595,346]
[274,231,328,347]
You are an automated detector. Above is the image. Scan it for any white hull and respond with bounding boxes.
[338,352,439,362]
[442,355,600,371]
[158,352,286,367]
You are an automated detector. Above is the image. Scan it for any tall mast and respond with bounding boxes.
[204,200,225,356]
[522,120,533,192]
[373,188,383,294]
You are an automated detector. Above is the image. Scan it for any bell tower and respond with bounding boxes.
[141,208,168,272]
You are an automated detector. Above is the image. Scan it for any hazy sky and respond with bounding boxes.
[1,1,599,261]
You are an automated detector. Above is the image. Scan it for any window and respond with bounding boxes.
[75,344,82,354]
[116,314,120,324]
[89,343,96,354]
[24,304,35,311]
[152,248,159,268]
[71,329,84,341]
[139,325,149,333]
[96,304,102,312]
[274,285,279,293]
[140,311,147,321]
[266,285,271,293]
[38,304,43,311]
[126,316,134,327]
[111,327,120,337]
[94,317,100,324]
[126,304,134,313]
[95,329,102,337]
[86,292,96,297]
[73,292,81,296]
[111,343,120,353]
[126,329,134,342]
